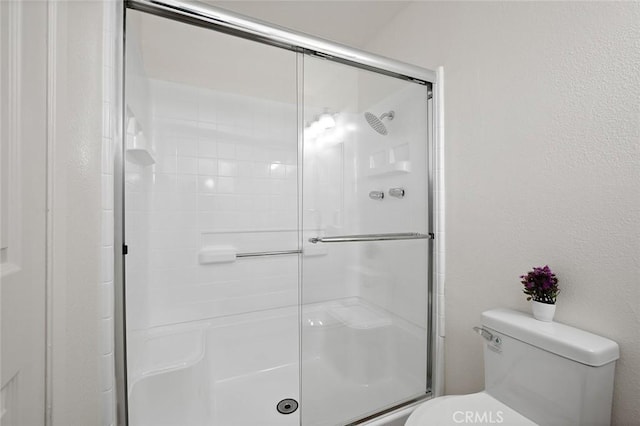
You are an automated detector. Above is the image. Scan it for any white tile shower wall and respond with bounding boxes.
[301,112,361,304]
[355,83,430,328]
[144,79,300,327]
[125,162,152,331]
[124,9,153,333]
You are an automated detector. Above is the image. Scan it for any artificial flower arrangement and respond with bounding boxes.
[520,265,559,305]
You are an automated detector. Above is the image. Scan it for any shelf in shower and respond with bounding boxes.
[367,160,411,177]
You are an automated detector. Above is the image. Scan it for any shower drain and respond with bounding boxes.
[276,398,299,415]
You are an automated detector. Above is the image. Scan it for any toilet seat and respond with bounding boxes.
[406,392,537,426]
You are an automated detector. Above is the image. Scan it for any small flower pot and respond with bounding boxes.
[532,301,556,322]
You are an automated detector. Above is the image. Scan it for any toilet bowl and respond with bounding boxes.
[406,309,619,426]
[406,392,535,426]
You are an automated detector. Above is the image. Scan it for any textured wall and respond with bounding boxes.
[50,1,104,425]
[365,2,640,424]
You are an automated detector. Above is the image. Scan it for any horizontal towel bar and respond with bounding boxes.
[236,249,302,258]
[308,232,433,244]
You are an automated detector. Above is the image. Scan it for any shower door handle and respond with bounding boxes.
[308,232,433,244]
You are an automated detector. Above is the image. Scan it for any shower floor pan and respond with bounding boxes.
[128,298,427,425]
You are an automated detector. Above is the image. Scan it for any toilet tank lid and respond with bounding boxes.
[482,309,620,366]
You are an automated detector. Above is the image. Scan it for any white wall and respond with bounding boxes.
[50,1,105,424]
[365,2,640,424]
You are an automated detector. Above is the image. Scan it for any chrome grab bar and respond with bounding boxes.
[308,232,432,244]
[236,250,301,258]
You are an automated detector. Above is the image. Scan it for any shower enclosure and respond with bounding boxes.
[117,1,440,425]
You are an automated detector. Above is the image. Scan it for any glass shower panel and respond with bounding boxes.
[124,10,300,425]
[301,56,430,425]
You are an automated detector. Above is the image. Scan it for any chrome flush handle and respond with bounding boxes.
[473,326,502,345]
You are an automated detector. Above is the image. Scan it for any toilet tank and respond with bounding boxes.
[481,309,619,426]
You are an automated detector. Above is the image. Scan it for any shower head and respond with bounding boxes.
[364,110,395,135]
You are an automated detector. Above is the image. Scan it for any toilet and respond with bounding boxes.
[407,308,619,426]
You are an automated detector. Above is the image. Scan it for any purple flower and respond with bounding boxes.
[519,265,560,304]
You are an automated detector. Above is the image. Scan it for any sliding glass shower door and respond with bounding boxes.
[121,3,434,425]
[301,56,431,425]
[124,9,300,425]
